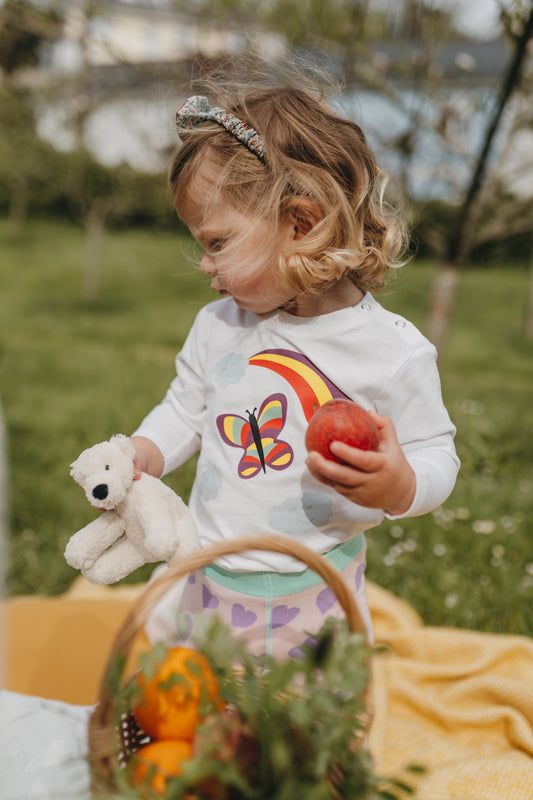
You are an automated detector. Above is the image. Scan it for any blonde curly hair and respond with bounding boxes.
[170,81,408,297]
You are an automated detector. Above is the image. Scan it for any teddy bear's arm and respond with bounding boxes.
[64,513,124,572]
[81,537,148,584]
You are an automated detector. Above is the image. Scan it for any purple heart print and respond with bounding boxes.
[231,603,258,628]
[272,605,300,629]
[202,584,220,609]
[316,586,337,614]
[288,637,318,660]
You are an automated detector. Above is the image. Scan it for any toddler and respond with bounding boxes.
[131,82,459,658]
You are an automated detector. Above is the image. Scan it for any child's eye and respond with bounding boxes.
[105,465,110,470]
[206,238,226,255]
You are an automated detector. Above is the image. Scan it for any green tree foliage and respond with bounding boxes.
[0,1,178,292]
[0,99,173,233]
[0,0,63,228]
[0,0,62,75]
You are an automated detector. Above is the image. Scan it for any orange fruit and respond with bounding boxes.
[133,647,222,741]
[132,739,192,795]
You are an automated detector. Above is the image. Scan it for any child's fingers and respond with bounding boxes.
[328,440,383,471]
[368,412,400,449]
[306,448,378,487]
[133,457,143,481]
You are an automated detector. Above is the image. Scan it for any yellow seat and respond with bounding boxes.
[2,578,148,706]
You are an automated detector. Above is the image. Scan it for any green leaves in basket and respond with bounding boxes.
[138,641,169,681]
[106,651,128,697]
[158,616,401,800]
[112,615,413,799]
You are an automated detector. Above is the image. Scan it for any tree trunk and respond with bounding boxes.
[8,176,29,232]
[426,260,460,356]
[82,208,105,300]
[527,234,533,342]
[425,5,533,357]
[0,403,8,584]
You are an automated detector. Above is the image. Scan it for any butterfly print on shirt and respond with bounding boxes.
[216,393,294,479]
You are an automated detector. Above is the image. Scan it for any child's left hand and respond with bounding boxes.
[305,412,416,516]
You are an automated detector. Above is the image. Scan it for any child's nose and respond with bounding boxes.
[200,254,216,276]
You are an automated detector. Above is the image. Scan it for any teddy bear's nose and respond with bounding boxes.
[92,484,109,501]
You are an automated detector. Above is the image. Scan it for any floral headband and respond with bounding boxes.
[176,95,265,162]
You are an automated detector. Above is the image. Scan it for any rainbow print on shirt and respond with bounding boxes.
[248,348,349,421]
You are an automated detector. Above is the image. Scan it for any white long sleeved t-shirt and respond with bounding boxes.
[133,293,459,572]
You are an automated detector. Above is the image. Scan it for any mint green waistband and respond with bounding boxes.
[201,534,365,599]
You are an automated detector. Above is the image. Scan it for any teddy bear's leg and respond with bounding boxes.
[64,514,124,571]
[168,495,198,557]
[143,498,198,561]
[82,536,149,584]
[135,503,182,562]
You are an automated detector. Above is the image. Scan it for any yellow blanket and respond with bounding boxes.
[367,584,533,799]
[3,579,533,800]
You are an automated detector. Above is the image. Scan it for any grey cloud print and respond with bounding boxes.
[269,491,333,533]
[199,466,222,501]
[214,353,248,387]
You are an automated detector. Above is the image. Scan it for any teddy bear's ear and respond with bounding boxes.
[70,458,82,483]
[110,434,136,460]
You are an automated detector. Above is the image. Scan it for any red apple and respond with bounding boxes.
[305,399,379,463]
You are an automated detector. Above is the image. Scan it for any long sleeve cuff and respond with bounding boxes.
[385,450,460,520]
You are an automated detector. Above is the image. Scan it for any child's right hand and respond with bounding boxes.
[131,436,164,480]
[305,412,416,516]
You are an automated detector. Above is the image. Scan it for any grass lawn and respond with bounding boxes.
[1,218,532,637]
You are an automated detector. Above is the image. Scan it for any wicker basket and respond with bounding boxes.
[88,534,372,797]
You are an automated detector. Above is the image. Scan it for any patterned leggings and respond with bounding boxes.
[164,535,373,660]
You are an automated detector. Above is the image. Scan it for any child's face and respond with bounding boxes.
[179,170,295,315]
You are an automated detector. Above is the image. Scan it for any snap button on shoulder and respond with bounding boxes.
[395,319,406,328]
[361,303,372,311]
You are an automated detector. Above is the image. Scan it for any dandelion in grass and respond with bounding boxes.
[500,516,517,533]
[390,525,403,539]
[473,519,496,535]
[461,399,484,415]
[445,593,459,609]
[433,544,447,557]
[433,507,455,530]
[455,507,470,520]
[490,544,505,567]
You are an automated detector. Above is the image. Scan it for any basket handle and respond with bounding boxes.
[89,535,369,764]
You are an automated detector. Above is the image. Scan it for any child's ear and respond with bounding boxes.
[286,198,322,241]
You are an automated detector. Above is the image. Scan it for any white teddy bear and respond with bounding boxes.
[64,434,198,584]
